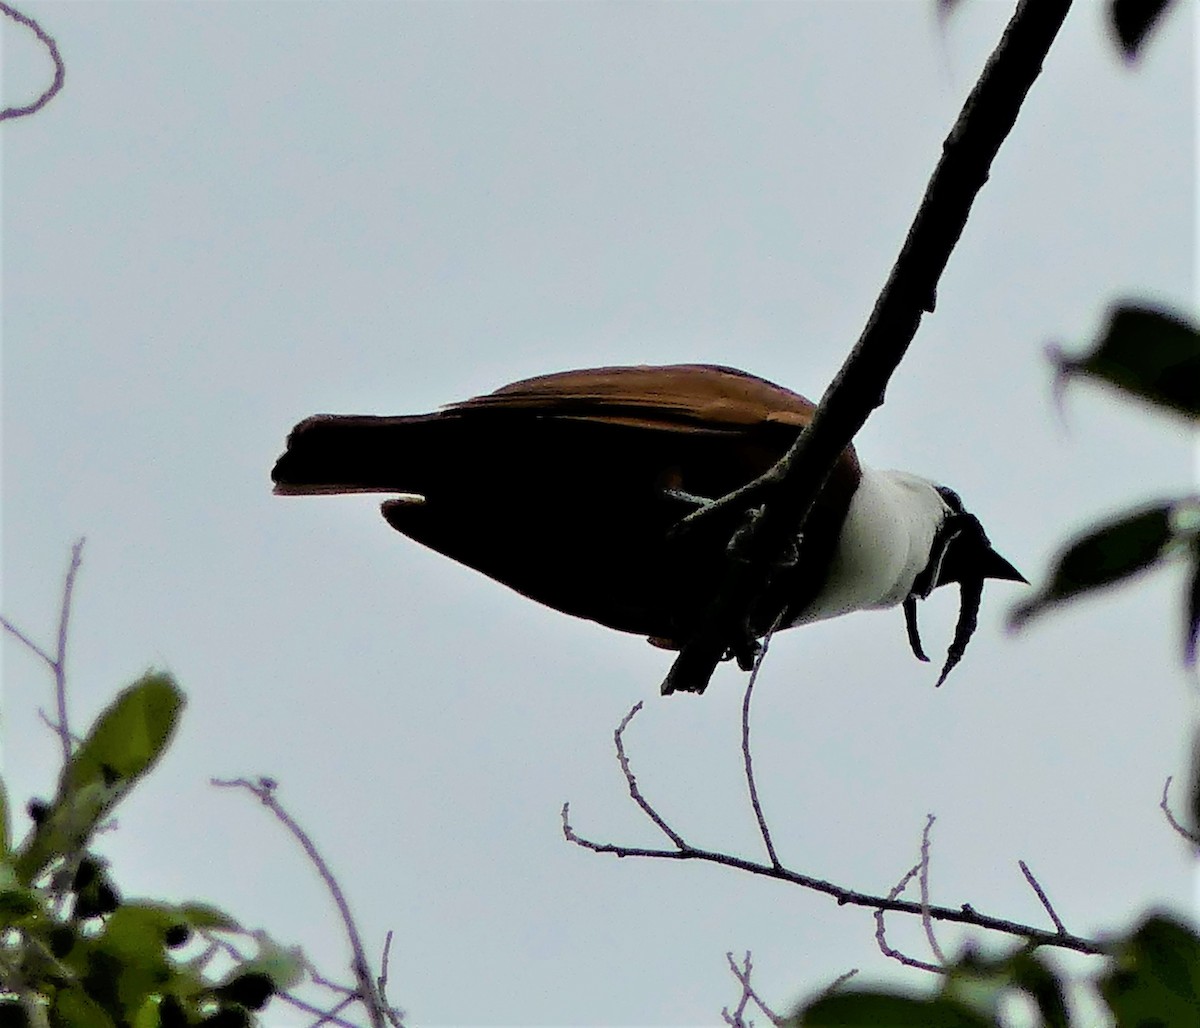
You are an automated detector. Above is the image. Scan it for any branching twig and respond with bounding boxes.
[565,711,1103,956]
[2,537,85,764]
[1160,776,1200,846]
[211,777,403,1028]
[663,0,1074,694]
[1018,859,1068,935]
[722,951,782,1028]
[874,860,942,974]
[0,2,65,121]
[614,702,688,849]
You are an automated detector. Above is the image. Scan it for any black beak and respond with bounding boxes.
[980,546,1027,585]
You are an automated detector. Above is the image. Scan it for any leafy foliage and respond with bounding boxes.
[1051,303,1200,421]
[790,918,1200,1026]
[0,672,301,1028]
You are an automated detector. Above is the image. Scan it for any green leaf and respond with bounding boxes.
[0,779,10,855]
[176,902,242,932]
[1100,913,1200,1026]
[0,883,43,925]
[51,985,117,1028]
[1109,0,1176,60]
[1010,502,1178,629]
[60,672,184,799]
[1052,303,1200,419]
[795,991,993,1027]
[15,675,185,884]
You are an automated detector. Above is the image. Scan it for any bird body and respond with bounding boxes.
[272,364,1023,686]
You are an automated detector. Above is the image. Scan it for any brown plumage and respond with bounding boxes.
[272,364,861,645]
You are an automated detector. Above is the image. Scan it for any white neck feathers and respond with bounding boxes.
[789,467,950,625]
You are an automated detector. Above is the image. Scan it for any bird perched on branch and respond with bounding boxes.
[272,364,1024,689]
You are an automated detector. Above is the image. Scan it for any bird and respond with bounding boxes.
[271,363,1025,689]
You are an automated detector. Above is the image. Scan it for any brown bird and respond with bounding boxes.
[272,364,1024,687]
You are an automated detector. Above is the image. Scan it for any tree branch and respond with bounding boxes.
[212,777,405,1028]
[0,2,65,121]
[663,0,1074,694]
[564,707,1103,957]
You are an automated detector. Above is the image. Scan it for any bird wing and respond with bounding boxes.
[444,363,830,435]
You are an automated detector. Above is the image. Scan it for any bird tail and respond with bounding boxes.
[271,414,441,496]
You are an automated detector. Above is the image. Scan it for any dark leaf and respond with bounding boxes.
[1100,913,1200,1026]
[214,972,275,1011]
[1109,0,1175,60]
[1010,502,1177,629]
[796,991,992,1027]
[0,1001,30,1028]
[176,902,241,932]
[1052,303,1200,418]
[1005,952,1069,1028]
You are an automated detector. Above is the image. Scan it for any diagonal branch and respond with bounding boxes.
[212,776,405,1028]
[564,706,1103,957]
[664,0,1074,695]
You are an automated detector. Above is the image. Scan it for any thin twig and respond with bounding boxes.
[53,540,85,764]
[918,814,946,965]
[377,930,405,1028]
[1160,776,1200,846]
[564,804,1102,954]
[1018,859,1068,934]
[741,621,783,868]
[874,861,942,973]
[0,2,66,121]
[724,950,782,1027]
[211,777,388,1028]
[0,616,54,668]
[2,537,85,764]
[613,702,688,849]
[819,968,860,996]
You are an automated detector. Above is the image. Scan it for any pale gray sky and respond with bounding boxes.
[2,2,1196,1026]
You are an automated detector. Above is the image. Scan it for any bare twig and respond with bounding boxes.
[614,702,688,849]
[918,814,946,965]
[566,713,1103,956]
[1160,776,1200,846]
[377,930,404,1028]
[211,777,397,1028]
[819,968,859,996]
[663,0,1075,694]
[874,861,942,973]
[723,951,782,1027]
[741,622,782,868]
[1018,859,1068,935]
[0,2,66,121]
[53,540,85,763]
[2,537,85,764]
